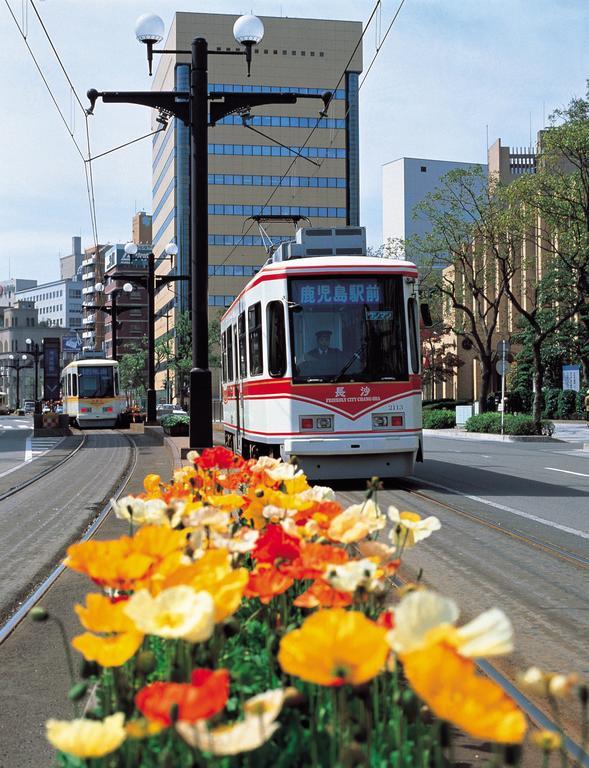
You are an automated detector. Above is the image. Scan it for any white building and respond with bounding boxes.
[16,278,83,330]
[0,279,37,308]
[382,157,488,256]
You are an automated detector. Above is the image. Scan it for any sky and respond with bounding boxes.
[0,0,586,284]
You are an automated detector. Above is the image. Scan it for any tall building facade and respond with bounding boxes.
[151,12,362,394]
[16,278,83,330]
[382,157,488,258]
[0,279,37,308]
[60,236,83,281]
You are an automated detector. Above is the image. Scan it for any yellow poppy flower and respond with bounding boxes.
[327,500,385,544]
[401,642,527,744]
[161,549,248,621]
[124,586,215,642]
[206,494,245,509]
[532,730,562,751]
[46,713,126,758]
[125,718,164,740]
[74,594,136,633]
[143,474,162,495]
[387,506,441,548]
[72,631,143,667]
[278,609,389,686]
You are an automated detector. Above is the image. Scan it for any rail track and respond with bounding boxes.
[358,478,589,767]
[0,429,138,645]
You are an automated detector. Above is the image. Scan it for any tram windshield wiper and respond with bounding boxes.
[331,345,364,383]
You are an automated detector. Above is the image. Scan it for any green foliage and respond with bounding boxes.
[118,343,147,394]
[423,409,456,429]
[542,388,560,419]
[160,414,190,428]
[422,398,471,411]
[557,389,578,419]
[465,412,554,436]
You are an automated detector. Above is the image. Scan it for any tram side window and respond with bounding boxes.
[248,302,263,376]
[408,298,420,374]
[72,373,78,397]
[221,332,226,382]
[238,312,247,378]
[267,301,286,377]
[227,328,234,381]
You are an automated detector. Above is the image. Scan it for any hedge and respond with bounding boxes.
[423,409,456,429]
[465,413,554,436]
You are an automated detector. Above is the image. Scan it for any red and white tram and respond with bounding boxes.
[220,226,423,479]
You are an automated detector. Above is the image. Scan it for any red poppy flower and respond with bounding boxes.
[244,565,294,604]
[376,609,395,630]
[293,579,352,608]
[136,668,229,726]
[194,447,244,471]
[253,525,301,565]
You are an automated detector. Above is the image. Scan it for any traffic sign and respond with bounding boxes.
[496,360,510,376]
[497,340,510,356]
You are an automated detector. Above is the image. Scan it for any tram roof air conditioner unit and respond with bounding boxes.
[272,226,366,262]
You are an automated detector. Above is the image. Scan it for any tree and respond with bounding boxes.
[412,166,517,412]
[499,85,589,424]
[118,343,147,403]
[155,310,222,405]
[421,324,463,400]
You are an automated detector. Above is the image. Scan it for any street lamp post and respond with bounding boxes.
[120,241,180,424]
[86,13,331,449]
[25,338,43,408]
[93,282,134,360]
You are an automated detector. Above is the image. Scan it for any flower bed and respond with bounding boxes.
[161,414,190,436]
[40,447,584,766]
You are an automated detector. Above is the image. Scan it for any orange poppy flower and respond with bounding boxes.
[293,580,352,609]
[244,564,294,604]
[136,668,229,727]
[401,642,527,744]
[282,541,349,580]
[253,525,301,565]
[292,500,343,532]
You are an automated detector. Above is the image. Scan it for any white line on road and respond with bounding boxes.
[414,478,589,540]
[24,437,32,462]
[545,467,589,478]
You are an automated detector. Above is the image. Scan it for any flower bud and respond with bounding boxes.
[169,703,179,725]
[79,660,100,679]
[135,651,157,675]
[68,681,89,701]
[29,606,49,622]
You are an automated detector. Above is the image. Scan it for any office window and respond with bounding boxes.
[421,166,427,173]
[248,303,263,376]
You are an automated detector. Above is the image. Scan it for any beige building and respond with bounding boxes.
[437,139,537,403]
[151,12,363,396]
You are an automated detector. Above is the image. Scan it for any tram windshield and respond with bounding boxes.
[78,366,115,398]
[289,275,408,383]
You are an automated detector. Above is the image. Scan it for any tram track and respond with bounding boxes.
[0,429,138,645]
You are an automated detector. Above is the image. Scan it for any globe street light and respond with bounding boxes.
[5,353,32,410]
[86,14,332,450]
[25,337,43,408]
[93,282,134,360]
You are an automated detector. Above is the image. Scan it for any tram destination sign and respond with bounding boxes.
[292,278,382,305]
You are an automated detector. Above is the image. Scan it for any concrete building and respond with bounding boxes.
[0,279,37,308]
[151,11,362,395]
[16,278,83,330]
[382,157,488,259]
[0,301,69,407]
[60,236,83,281]
[81,244,108,352]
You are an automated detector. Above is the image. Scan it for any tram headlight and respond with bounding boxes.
[299,415,334,432]
[372,412,404,430]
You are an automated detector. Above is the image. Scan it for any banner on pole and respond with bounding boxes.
[43,337,61,401]
[562,364,581,392]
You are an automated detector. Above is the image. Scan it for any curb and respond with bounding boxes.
[423,429,561,443]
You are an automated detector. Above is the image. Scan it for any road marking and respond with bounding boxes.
[24,437,32,462]
[545,466,589,478]
[24,437,62,463]
[415,478,589,540]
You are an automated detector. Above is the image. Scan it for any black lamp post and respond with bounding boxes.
[116,241,185,424]
[92,281,134,361]
[3,354,33,410]
[86,13,332,450]
[25,337,43,407]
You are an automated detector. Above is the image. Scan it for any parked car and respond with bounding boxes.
[172,407,188,417]
[23,400,36,415]
[156,403,175,422]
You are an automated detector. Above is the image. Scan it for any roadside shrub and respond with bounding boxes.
[557,389,577,419]
[423,409,456,429]
[465,413,554,436]
[575,390,587,414]
[160,414,190,428]
[422,399,470,412]
[542,387,560,419]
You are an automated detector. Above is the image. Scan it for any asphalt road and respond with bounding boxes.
[337,433,589,744]
[0,414,32,476]
[0,430,134,622]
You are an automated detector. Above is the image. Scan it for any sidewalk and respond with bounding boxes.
[423,428,559,442]
[165,422,224,468]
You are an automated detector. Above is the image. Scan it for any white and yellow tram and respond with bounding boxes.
[220,226,424,480]
[61,358,125,428]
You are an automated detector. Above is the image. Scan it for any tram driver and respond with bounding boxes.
[306,329,342,361]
